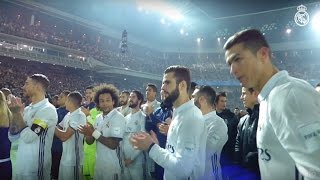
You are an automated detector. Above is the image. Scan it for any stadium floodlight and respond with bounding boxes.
[312,11,320,32]
[197,38,201,43]
[180,28,184,35]
[166,10,183,21]
[286,28,292,34]
[160,18,166,24]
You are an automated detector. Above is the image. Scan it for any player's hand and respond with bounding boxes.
[7,95,24,114]
[145,105,154,116]
[159,123,170,135]
[78,123,94,136]
[130,132,155,151]
[124,159,133,167]
[81,106,90,117]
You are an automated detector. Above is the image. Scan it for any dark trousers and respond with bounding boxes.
[51,152,62,179]
[155,163,164,180]
[0,161,12,180]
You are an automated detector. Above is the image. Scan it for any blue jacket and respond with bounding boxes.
[52,106,68,153]
[145,102,173,148]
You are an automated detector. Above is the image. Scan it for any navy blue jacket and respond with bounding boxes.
[52,107,68,153]
[145,102,173,148]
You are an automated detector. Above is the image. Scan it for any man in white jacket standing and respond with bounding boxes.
[131,65,207,180]
[224,29,320,180]
[122,90,146,180]
[193,85,228,180]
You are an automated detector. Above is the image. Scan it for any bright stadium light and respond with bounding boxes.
[312,11,320,32]
[197,38,201,43]
[286,28,292,34]
[166,10,183,21]
[180,28,184,35]
[160,18,166,24]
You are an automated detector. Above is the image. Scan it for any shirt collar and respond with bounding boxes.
[30,98,48,109]
[203,110,217,119]
[69,107,81,116]
[258,70,288,103]
[103,108,118,119]
[173,100,194,116]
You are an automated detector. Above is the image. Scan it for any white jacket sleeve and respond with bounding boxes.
[270,87,320,180]
[19,106,58,144]
[149,117,205,178]
[207,120,228,153]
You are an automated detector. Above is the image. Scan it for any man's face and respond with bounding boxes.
[119,93,129,106]
[128,92,140,109]
[146,86,156,101]
[216,96,227,111]
[240,87,257,108]
[161,72,179,105]
[85,89,94,102]
[98,93,114,114]
[22,77,37,97]
[65,96,73,111]
[58,93,68,107]
[225,43,264,88]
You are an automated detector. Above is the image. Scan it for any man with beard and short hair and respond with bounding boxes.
[117,91,131,117]
[8,74,58,180]
[83,86,95,110]
[193,86,228,180]
[131,65,207,180]
[78,84,126,180]
[122,90,146,180]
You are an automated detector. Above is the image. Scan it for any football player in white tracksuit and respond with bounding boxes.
[54,92,86,180]
[193,86,228,180]
[122,91,146,180]
[8,74,57,180]
[131,66,207,180]
[224,29,320,180]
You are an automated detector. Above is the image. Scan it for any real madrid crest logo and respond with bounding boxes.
[294,4,309,26]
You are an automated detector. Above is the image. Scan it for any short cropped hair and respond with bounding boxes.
[29,74,50,91]
[68,91,83,107]
[224,29,270,56]
[164,65,191,92]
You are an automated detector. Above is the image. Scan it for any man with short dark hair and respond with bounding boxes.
[215,92,239,179]
[193,85,228,180]
[224,29,320,180]
[54,91,86,180]
[117,91,131,117]
[122,90,146,180]
[8,74,58,180]
[131,66,206,179]
[51,90,70,180]
[234,87,260,179]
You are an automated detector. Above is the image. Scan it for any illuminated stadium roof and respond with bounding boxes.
[10,0,320,51]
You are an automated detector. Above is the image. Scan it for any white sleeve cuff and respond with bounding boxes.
[92,130,101,139]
